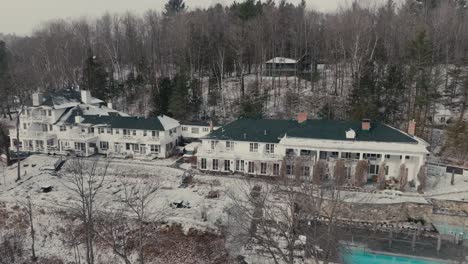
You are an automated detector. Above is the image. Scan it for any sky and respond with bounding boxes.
[0,0,365,36]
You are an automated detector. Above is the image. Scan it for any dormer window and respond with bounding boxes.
[346,129,356,139]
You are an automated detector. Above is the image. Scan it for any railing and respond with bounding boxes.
[10,130,56,139]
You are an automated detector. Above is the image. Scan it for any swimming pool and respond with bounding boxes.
[343,248,444,264]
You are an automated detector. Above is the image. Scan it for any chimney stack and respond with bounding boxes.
[408,120,416,136]
[209,120,213,132]
[297,112,308,124]
[361,119,371,131]
[107,102,113,109]
[75,116,83,124]
[32,93,43,106]
[81,90,92,104]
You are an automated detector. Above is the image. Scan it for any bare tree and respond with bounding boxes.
[333,159,346,186]
[377,162,386,190]
[226,176,350,264]
[122,179,160,264]
[416,165,426,194]
[313,160,327,185]
[18,196,37,262]
[14,105,25,182]
[398,164,408,192]
[61,157,110,264]
[353,160,368,187]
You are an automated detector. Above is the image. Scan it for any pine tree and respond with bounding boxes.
[168,73,189,120]
[164,0,186,16]
[81,51,111,100]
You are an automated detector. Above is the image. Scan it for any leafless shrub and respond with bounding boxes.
[417,165,426,194]
[377,162,386,190]
[399,164,408,192]
[334,159,346,186]
[354,160,368,187]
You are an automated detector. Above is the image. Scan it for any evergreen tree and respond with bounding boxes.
[153,77,173,116]
[81,51,111,100]
[164,0,186,16]
[169,73,189,120]
[349,61,381,121]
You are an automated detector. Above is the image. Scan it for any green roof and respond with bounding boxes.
[205,118,418,144]
[79,115,165,131]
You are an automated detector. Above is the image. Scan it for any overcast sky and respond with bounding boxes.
[0,0,367,36]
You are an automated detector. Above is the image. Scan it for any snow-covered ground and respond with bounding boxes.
[1,154,467,263]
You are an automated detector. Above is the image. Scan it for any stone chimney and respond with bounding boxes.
[297,112,308,123]
[361,119,371,131]
[408,120,416,136]
[81,90,92,104]
[32,93,43,106]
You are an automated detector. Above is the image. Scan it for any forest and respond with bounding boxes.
[1,0,468,159]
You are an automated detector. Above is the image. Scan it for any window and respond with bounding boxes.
[132,130,136,136]
[330,152,339,158]
[123,129,129,135]
[248,162,255,173]
[182,126,188,131]
[286,165,294,175]
[212,159,219,170]
[236,160,245,171]
[303,166,310,177]
[81,128,86,133]
[440,116,446,122]
[385,154,391,159]
[100,141,109,150]
[273,164,280,176]
[266,144,275,154]
[191,127,199,134]
[89,127,94,134]
[203,127,209,132]
[342,152,352,159]
[115,129,120,134]
[224,160,230,171]
[152,131,159,137]
[385,166,389,175]
[126,143,131,150]
[286,149,295,156]
[23,123,27,129]
[107,128,112,134]
[98,128,104,134]
[140,144,146,154]
[201,158,207,169]
[226,141,234,151]
[300,149,312,156]
[48,125,53,131]
[249,143,258,152]
[369,164,380,175]
[150,144,160,153]
[60,126,66,131]
[211,140,218,150]
[74,142,85,151]
[47,110,52,116]
[260,163,267,174]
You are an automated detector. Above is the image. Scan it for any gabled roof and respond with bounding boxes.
[181,120,220,127]
[265,57,297,64]
[37,89,103,109]
[62,112,178,131]
[205,118,418,144]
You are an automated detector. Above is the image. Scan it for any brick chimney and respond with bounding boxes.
[408,120,416,136]
[297,112,308,124]
[361,119,371,131]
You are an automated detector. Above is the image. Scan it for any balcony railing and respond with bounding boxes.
[10,130,56,139]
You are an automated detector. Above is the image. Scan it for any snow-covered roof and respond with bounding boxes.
[158,115,180,130]
[265,57,297,64]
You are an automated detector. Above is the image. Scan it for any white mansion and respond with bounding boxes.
[10,90,215,159]
[196,114,430,186]
[11,90,430,185]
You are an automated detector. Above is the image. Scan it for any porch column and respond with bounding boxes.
[358,153,363,160]
[85,143,89,156]
[32,140,37,152]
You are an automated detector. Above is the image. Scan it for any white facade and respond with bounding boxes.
[180,122,220,139]
[196,119,430,187]
[9,90,180,159]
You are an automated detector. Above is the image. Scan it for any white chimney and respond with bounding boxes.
[107,102,113,109]
[75,116,83,124]
[32,93,43,106]
[81,90,92,104]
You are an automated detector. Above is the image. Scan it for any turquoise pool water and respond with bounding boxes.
[343,249,443,264]
[433,223,467,239]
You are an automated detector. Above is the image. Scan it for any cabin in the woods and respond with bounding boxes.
[263,55,314,76]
